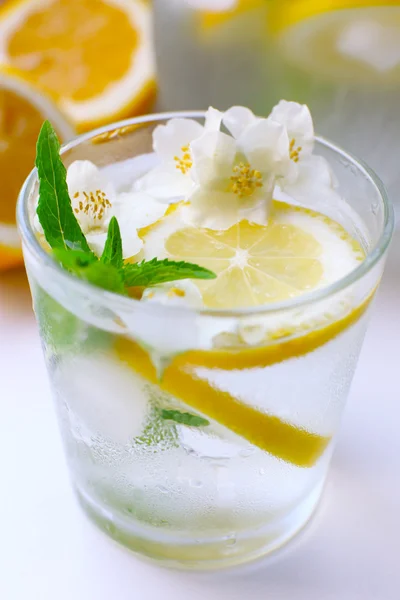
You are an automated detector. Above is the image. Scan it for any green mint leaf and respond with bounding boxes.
[54,248,98,269]
[54,248,126,294]
[160,410,210,428]
[123,258,216,288]
[101,216,123,269]
[36,120,92,254]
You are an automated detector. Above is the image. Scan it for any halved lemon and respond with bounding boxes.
[0,0,156,133]
[142,200,364,309]
[0,67,73,271]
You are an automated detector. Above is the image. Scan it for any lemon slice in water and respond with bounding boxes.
[142,200,364,309]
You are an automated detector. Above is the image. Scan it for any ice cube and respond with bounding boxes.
[53,354,150,444]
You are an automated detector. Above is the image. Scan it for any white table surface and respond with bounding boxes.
[1,233,399,600]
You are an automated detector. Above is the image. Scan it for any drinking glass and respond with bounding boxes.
[17,113,393,569]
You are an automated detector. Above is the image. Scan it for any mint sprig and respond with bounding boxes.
[54,248,126,294]
[123,258,216,288]
[101,216,123,269]
[160,410,210,428]
[36,121,92,254]
[35,121,216,295]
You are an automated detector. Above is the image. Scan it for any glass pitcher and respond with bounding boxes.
[153,1,400,218]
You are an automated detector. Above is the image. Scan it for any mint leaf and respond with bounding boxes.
[101,216,123,269]
[54,248,97,269]
[36,121,92,254]
[160,410,210,428]
[123,258,216,288]
[54,248,126,294]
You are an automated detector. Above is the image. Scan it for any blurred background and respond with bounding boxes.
[0,0,399,274]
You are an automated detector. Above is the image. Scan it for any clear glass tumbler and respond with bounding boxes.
[17,113,393,569]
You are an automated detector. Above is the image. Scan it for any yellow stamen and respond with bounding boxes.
[230,162,263,198]
[174,144,193,174]
[74,189,112,222]
[289,138,302,163]
[168,287,186,298]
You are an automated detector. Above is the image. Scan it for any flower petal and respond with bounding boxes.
[184,186,271,230]
[184,189,239,229]
[134,166,194,200]
[113,192,167,258]
[223,106,258,138]
[278,155,339,206]
[114,192,168,229]
[86,231,108,257]
[270,100,314,155]
[67,160,116,200]
[205,106,223,131]
[153,118,204,162]
[190,130,237,189]
[238,119,289,174]
[119,224,144,259]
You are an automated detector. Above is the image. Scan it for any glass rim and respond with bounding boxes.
[17,111,394,319]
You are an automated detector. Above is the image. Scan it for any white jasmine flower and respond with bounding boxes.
[224,102,339,208]
[185,115,289,229]
[65,160,167,259]
[67,160,116,234]
[135,107,222,201]
[269,100,338,204]
[269,100,314,179]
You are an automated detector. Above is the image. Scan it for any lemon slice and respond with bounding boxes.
[142,200,364,310]
[0,0,156,132]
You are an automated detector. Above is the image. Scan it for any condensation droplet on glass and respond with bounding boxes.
[189,479,203,488]
[225,534,237,546]
[239,447,257,458]
[371,202,379,215]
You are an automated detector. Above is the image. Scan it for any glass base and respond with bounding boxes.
[75,482,324,570]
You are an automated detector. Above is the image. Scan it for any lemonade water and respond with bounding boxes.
[44,293,368,566]
[18,112,392,568]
